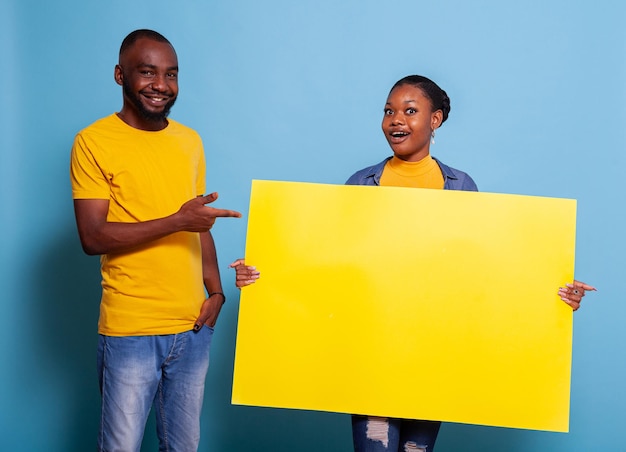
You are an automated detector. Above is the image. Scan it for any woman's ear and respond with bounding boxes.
[431,109,444,130]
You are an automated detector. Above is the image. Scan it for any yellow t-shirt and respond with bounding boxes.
[70,114,207,336]
[379,155,444,189]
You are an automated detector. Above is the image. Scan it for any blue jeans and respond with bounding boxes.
[352,416,441,452]
[97,327,213,452]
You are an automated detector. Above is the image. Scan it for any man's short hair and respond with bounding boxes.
[119,29,171,58]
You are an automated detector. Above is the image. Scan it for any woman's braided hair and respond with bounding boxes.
[390,75,451,124]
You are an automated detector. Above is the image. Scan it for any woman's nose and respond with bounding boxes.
[390,113,404,125]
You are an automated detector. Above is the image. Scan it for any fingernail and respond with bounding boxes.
[194,324,201,331]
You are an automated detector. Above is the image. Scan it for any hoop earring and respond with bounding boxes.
[431,130,436,145]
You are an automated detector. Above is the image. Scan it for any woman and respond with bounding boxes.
[231,75,595,451]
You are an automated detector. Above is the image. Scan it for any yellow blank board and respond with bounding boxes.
[232,180,576,432]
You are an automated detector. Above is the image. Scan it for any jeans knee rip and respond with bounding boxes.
[404,441,427,452]
[366,417,390,448]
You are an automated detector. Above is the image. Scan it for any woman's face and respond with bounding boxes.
[381,84,442,162]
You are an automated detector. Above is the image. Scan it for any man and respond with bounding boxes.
[70,29,241,451]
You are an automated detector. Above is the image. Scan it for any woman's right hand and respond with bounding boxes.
[229,258,260,288]
[558,280,596,311]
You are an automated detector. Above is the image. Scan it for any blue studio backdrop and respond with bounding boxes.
[1,1,624,451]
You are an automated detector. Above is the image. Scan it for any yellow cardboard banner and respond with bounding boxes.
[232,180,576,432]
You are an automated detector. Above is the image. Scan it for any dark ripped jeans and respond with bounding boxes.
[352,416,441,452]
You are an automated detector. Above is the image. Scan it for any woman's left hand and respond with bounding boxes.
[229,258,260,288]
[558,280,597,311]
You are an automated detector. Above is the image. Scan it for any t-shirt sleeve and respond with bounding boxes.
[69,132,110,200]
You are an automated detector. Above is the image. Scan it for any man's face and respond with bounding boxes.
[115,37,179,129]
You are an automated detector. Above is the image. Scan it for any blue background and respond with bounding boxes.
[2,1,624,450]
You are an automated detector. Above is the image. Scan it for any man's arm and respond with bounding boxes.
[193,231,226,330]
[74,192,241,255]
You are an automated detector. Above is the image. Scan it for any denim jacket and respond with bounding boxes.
[345,156,478,192]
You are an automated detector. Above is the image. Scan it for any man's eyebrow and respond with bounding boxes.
[137,63,179,71]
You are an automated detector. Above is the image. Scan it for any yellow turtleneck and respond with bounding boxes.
[379,155,444,189]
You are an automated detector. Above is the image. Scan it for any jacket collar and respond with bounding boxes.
[366,156,458,185]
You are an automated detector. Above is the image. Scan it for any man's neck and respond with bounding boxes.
[116,110,168,131]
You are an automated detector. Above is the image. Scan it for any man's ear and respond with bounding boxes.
[114,64,123,86]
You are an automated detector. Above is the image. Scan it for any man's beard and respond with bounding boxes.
[122,78,177,123]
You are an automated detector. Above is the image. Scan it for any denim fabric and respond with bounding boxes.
[346,156,476,451]
[352,416,441,452]
[97,327,213,452]
[345,156,478,192]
